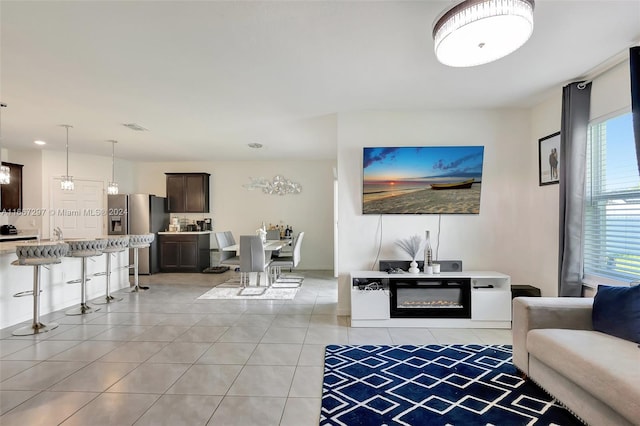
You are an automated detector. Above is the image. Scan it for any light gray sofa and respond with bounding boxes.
[512,297,640,426]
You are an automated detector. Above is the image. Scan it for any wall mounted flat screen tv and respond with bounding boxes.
[363,146,484,214]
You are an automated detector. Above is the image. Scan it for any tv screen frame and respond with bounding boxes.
[362,146,484,215]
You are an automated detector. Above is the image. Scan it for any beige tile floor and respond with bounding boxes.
[0,270,512,425]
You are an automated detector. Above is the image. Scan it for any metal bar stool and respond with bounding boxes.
[11,242,69,335]
[65,238,108,315]
[128,233,155,292]
[92,235,129,304]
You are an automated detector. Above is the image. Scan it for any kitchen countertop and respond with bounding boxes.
[0,240,64,255]
[0,241,21,255]
[0,235,130,255]
[0,229,40,241]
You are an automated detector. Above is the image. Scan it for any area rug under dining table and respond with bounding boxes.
[197,285,299,300]
[321,344,582,425]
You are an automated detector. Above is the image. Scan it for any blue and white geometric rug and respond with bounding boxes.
[321,344,582,426]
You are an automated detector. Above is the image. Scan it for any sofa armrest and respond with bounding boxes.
[512,296,594,375]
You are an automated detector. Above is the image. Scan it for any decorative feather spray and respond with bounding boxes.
[396,235,424,260]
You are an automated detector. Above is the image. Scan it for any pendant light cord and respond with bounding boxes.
[60,124,73,178]
[111,141,115,182]
[0,103,6,165]
[65,126,69,176]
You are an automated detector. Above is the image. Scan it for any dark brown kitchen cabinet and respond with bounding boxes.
[165,172,210,213]
[0,162,23,211]
[159,233,210,272]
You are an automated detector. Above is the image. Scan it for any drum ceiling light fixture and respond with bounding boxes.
[433,0,535,67]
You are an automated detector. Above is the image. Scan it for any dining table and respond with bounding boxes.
[221,239,288,255]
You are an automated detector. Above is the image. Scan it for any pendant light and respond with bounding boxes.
[433,0,535,67]
[106,140,118,195]
[0,102,10,185]
[60,124,74,191]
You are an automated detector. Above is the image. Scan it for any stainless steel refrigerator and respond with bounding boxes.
[107,194,169,274]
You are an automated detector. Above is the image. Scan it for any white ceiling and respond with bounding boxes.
[1,0,639,162]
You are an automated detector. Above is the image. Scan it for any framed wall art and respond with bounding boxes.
[362,146,484,214]
[539,132,560,186]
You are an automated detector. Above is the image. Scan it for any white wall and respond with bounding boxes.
[40,149,137,238]
[590,61,631,121]
[134,160,335,270]
[336,109,545,314]
[334,58,634,314]
[2,148,136,238]
[529,92,563,297]
[2,148,333,269]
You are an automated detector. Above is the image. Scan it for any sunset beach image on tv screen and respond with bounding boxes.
[362,146,484,214]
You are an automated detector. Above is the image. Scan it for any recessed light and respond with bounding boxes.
[248,143,263,149]
[34,140,46,145]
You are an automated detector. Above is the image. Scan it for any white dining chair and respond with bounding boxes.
[215,232,240,267]
[238,235,272,296]
[214,231,241,286]
[270,231,304,286]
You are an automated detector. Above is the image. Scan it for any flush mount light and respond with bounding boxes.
[60,124,74,191]
[433,0,535,67]
[248,143,263,149]
[34,140,47,145]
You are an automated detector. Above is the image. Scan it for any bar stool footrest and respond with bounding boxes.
[13,290,42,297]
[67,278,91,284]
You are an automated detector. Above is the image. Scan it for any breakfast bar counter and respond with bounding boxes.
[0,239,129,329]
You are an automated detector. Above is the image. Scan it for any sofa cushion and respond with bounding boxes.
[592,284,640,343]
[527,329,640,423]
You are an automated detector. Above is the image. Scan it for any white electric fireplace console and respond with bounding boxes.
[350,271,511,328]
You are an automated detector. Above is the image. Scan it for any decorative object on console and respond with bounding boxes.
[363,146,484,214]
[106,139,119,195]
[432,0,535,68]
[0,102,10,185]
[60,124,74,191]
[243,175,302,195]
[395,235,424,273]
[423,230,432,272]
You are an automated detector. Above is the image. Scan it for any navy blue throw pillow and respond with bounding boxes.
[592,284,640,344]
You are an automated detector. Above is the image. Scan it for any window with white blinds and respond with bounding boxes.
[584,111,640,284]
